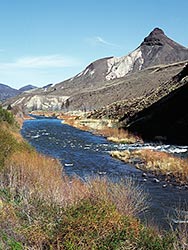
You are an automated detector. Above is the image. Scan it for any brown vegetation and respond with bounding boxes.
[111,149,188,184]
[0,148,151,249]
[61,113,141,144]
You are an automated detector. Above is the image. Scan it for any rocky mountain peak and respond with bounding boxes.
[141,27,165,46]
[65,27,188,84]
[150,27,165,36]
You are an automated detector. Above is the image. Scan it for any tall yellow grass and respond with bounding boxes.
[2,150,147,216]
[98,127,142,144]
[3,151,90,206]
[88,177,147,217]
[62,113,141,144]
[111,149,188,184]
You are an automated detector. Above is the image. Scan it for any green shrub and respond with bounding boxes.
[0,128,18,169]
[0,232,23,250]
[0,106,14,125]
[135,226,174,250]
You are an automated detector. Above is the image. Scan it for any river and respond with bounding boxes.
[21,116,188,229]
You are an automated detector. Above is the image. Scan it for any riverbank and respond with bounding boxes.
[62,114,143,144]
[61,113,188,186]
[31,111,188,186]
[1,109,183,249]
[111,149,188,186]
[31,110,142,144]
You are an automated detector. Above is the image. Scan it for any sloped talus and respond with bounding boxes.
[126,64,188,145]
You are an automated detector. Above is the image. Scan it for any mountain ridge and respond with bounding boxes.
[0,83,38,102]
[3,27,188,113]
[0,83,21,101]
[53,27,188,89]
[19,85,37,92]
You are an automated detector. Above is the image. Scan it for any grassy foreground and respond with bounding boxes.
[0,107,187,249]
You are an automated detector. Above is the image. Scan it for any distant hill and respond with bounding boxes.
[19,85,37,92]
[0,83,21,101]
[0,84,38,102]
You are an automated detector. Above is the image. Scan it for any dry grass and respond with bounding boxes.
[61,113,141,144]
[2,149,147,215]
[87,177,148,217]
[2,151,90,206]
[0,120,24,143]
[169,207,188,250]
[0,146,150,249]
[98,127,142,144]
[111,149,188,184]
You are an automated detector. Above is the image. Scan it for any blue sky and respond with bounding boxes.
[0,0,188,89]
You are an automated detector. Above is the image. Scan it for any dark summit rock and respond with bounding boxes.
[150,27,165,36]
[141,28,165,46]
[139,28,188,69]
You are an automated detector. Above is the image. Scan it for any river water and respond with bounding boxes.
[21,116,188,229]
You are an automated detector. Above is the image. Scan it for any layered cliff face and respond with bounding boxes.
[6,92,69,111]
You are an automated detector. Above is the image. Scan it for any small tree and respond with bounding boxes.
[0,106,14,125]
[7,104,12,110]
[65,99,70,111]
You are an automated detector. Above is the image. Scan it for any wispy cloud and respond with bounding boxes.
[0,54,79,70]
[0,54,82,88]
[87,36,120,48]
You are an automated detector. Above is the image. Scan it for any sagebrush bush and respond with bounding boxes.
[0,127,18,169]
[0,106,14,125]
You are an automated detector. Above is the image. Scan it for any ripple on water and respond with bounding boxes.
[116,142,188,157]
[31,135,40,139]
[64,163,74,167]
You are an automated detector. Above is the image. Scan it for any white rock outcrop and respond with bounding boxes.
[106,48,144,80]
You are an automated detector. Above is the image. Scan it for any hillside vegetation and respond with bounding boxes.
[0,107,187,249]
